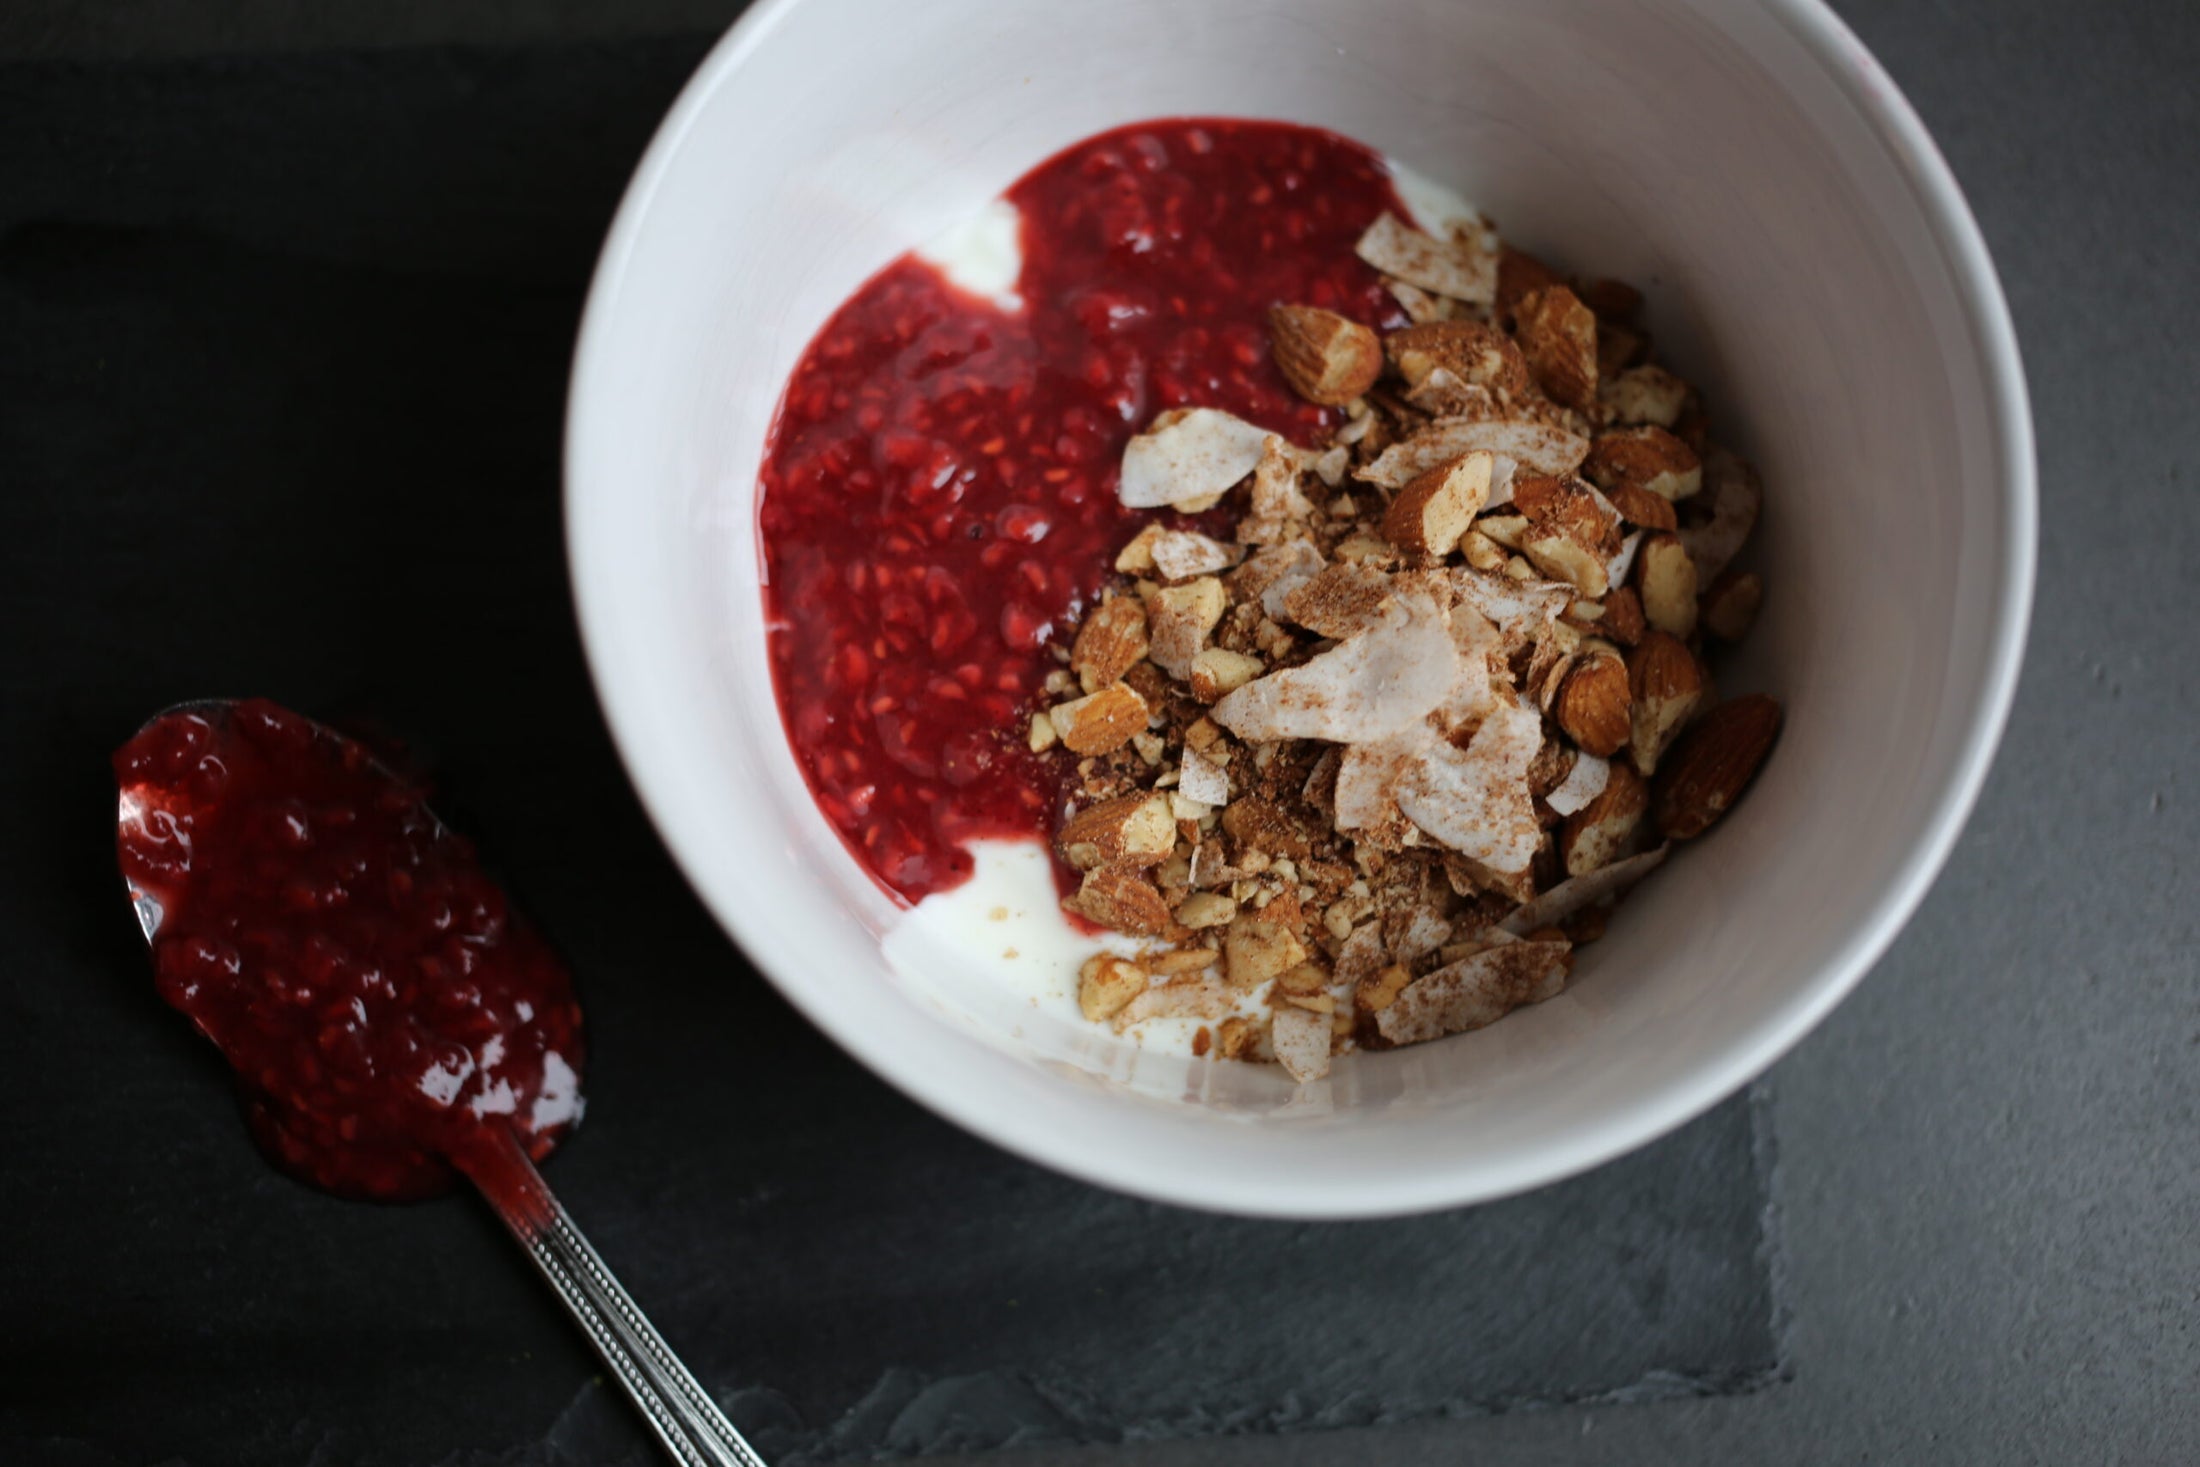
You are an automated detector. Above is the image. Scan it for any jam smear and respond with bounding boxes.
[114,700,585,1201]
[759,118,1410,902]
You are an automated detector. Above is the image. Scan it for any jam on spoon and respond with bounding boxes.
[114,697,585,1199]
[115,699,765,1467]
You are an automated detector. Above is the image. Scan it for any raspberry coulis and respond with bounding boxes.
[759,118,1410,902]
[114,700,584,1202]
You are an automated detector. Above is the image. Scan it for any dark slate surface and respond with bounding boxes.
[0,42,1786,1466]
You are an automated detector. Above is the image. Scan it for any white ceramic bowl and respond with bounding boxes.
[566,0,2033,1217]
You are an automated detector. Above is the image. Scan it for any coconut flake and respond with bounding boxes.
[1272,1004,1332,1082]
[1606,529,1645,588]
[1498,844,1671,935]
[1374,940,1571,1045]
[1119,408,1272,509]
[1447,567,1573,645]
[1355,211,1496,305]
[1243,540,1329,619]
[1150,528,1243,580]
[1178,746,1230,806]
[1544,752,1611,816]
[1359,418,1589,488]
[1392,698,1544,876]
[1212,592,1457,744]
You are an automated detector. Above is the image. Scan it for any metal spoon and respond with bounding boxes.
[120,700,766,1467]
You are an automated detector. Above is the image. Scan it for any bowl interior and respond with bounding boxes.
[567,0,2029,1215]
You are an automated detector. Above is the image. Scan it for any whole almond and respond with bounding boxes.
[1269,305,1382,406]
[1513,284,1600,411]
[1655,694,1783,838]
[1555,650,1631,757]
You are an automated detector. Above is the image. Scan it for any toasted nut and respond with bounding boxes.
[1383,451,1492,562]
[1270,305,1383,406]
[1461,529,1509,572]
[1056,792,1176,871]
[1656,694,1783,838]
[1559,761,1648,876]
[1063,866,1175,935]
[1146,577,1228,678]
[1627,631,1706,775]
[1276,961,1329,997]
[1027,713,1059,753]
[1701,568,1764,642]
[1595,319,1646,378]
[1077,955,1148,1022]
[1513,284,1599,411]
[1224,915,1307,989]
[1385,321,1530,396]
[1147,947,1222,976]
[1600,364,1689,428]
[1188,647,1264,703]
[1512,473,1623,596]
[1635,531,1699,639]
[1606,481,1679,532]
[1583,426,1702,501]
[1355,962,1415,1015]
[1332,531,1393,563]
[1495,245,1564,323]
[1601,585,1647,646]
[1049,682,1150,755]
[1555,648,1632,757]
[1174,892,1239,929]
[1214,1014,1265,1060]
[1070,594,1149,693]
[1476,514,1530,551]
[1114,523,1166,574]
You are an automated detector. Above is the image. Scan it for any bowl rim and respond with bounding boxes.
[564,0,2037,1217]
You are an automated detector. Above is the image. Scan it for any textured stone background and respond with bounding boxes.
[1,2,2195,1463]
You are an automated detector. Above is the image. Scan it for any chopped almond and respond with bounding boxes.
[1677,447,1762,582]
[1114,523,1166,573]
[1385,321,1530,397]
[1064,867,1175,936]
[1601,585,1647,646]
[1049,682,1150,755]
[1559,760,1648,876]
[1600,364,1689,428]
[1701,568,1764,642]
[1174,891,1238,929]
[1635,531,1699,639]
[1188,647,1264,703]
[1626,631,1706,775]
[1495,245,1564,323]
[1270,305,1383,406]
[1513,284,1599,411]
[1583,425,1702,501]
[1056,792,1176,871]
[1605,481,1679,531]
[1070,594,1149,693]
[1214,1014,1265,1060]
[1383,451,1492,562]
[1224,914,1307,990]
[1146,577,1228,678]
[1078,955,1148,1022]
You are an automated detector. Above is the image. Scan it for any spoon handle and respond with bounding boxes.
[459,1128,768,1467]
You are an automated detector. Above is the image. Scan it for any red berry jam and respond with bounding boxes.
[114,700,585,1202]
[759,118,1409,902]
